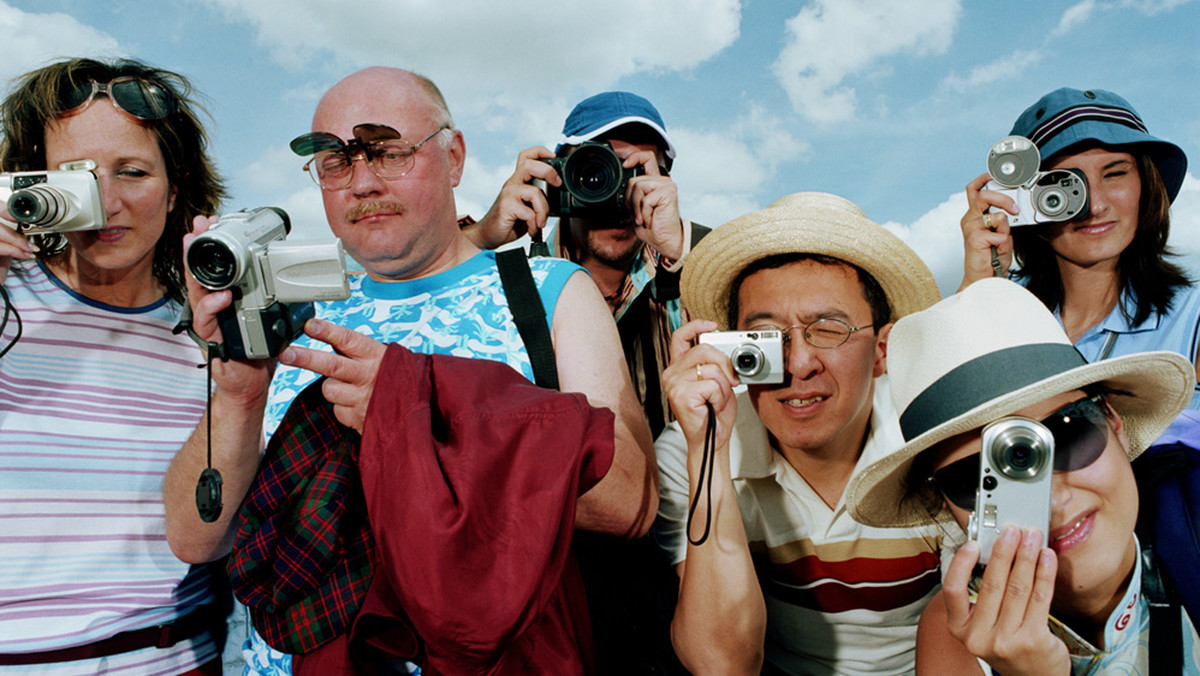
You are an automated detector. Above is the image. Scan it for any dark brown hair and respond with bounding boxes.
[0,57,227,304]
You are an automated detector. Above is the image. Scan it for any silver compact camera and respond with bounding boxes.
[985,135,1089,227]
[0,160,105,235]
[967,416,1054,564]
[186,206,351,360]
[699,330,784,384]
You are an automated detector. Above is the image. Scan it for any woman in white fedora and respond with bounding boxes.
[846,277,1199,675]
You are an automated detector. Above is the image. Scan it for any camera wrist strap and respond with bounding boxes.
[194,348,224,523]
[686,402,718,546]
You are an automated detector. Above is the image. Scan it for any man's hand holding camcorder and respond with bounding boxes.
[279,319,385,433]
[469,146,562,250]
[624,150,685,262]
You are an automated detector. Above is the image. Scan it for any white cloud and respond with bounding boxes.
[1167,173,1200,275]
[772,0,961,125]
[939,50,1044,93]
[201,0,740,115]
[0,3,121,84]
[1053,0,1098,36]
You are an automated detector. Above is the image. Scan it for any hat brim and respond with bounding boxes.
[1040,123,1187,203]
[848,350,1193,529]
[681,194,940,329]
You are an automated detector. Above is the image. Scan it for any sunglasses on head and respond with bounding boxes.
[929,394,1110,512]
[60,77,178,121]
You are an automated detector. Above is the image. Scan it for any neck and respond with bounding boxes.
[774,408,872,510]
[581,259,629,307]
[48,254,164,308]
[1057,261,1121,342]
[363,231,480,283]
[1050,537,1138,649]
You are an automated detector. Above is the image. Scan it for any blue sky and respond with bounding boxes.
[2,0,1197,294]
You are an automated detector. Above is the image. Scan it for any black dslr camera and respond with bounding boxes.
[540,141,644,218]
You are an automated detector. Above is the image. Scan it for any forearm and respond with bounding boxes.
[671,448,765,674]
[163,387,267,563]
[575,394,657,536]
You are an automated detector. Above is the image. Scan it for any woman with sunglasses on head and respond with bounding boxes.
[846,278,1200,675]
[0,58,227,673]
[959,88,1200,408]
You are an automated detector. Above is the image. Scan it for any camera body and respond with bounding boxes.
[540,141,644,218]
[967,416,1054,564]
[186,206,351,360]
[0,161,105,235]
[985,135,1089,227]
[699,330,784,384]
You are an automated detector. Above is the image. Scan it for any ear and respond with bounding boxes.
[1103,396,1131,451]
[447,129,466,188]
[873,322,892,378]
[167,183,178,213]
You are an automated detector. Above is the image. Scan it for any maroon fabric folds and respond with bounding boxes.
[297,343,614,675]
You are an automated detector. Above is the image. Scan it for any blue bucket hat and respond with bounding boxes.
[558,91,676,170]
[1010,87,1187,202]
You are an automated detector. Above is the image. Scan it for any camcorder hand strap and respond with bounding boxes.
[686,402,718,546]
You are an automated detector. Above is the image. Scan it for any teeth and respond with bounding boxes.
[785,395,826,406]
[1053,517,1086,541]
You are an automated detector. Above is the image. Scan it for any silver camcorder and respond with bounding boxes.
[0,160,105,235]
[968,416,1054,564]
[185,206,351,360]
[699,330,784,384]
[985,136,1089,227]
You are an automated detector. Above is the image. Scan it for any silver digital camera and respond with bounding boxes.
[985,135,1089,227]
[968,416,1054,564]
[699,330,784,384]
[0,161,105,235]
[185,206,351,360]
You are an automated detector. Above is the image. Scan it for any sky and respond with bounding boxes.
[1,0,1197,295]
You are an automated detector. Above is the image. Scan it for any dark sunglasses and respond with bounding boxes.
[930,394,1109,511]
[61,77,178,121]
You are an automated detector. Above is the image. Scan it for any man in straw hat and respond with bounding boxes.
[652,192,944,675]
[845,277,1198,674]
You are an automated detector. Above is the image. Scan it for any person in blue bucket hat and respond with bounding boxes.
[958,87,1200,409]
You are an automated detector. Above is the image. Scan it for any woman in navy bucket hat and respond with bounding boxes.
[958,87,1200,408]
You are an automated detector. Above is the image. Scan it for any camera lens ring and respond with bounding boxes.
[562,144,624,204]
[8,186,66,226]
[987,422,1052,481]
[1037,187,1068,217]
[729,344,765,378]
[187,235,244,290]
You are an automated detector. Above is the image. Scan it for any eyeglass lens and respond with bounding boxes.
[931,395,1109,511]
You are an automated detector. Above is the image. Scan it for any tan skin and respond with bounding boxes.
[915,390,1139,675]
[662,260,889,674]
[164,68,656,563]
[959,147,1200,385]
[0,103,177,306]
[466,138,686,310]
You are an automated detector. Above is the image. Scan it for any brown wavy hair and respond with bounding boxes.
[0,57,227,304]
[1011,150,1191,326]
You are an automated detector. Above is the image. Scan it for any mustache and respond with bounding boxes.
[347,199,404,223]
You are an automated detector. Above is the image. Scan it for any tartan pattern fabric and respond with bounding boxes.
[227,378,375,655]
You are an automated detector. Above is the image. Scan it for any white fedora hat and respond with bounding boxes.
[848,277,1193,529]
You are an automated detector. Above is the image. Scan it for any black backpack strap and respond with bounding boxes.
[496,248,559,390]
[1141,543,1182,675]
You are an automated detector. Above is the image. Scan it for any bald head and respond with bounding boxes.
[313,67,453,141]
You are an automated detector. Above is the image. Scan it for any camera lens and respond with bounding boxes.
[1006,443,1036,471]
[1038,188,1066,216]
[988,422,1051,480]
[563,144,624,204]
[7,186,66,226]
[187,238,241,290]
[730,344,765,378]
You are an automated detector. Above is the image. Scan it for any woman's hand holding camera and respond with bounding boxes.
[941,526,1070,676]
[0,215,37,285]
[959,173,1019,291]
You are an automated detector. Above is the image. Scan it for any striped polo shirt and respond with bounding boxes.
[654,377,943,675]
[0,261,217,675]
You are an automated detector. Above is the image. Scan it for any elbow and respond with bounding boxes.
[671,619,763,676]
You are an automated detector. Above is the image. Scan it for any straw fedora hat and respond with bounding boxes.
[680,192,940,329]
[847,278,1193,529]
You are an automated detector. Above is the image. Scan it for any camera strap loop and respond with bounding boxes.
[194,349,224,523]
[686,402,718,546]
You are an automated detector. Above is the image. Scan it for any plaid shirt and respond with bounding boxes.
[228,378,377,656]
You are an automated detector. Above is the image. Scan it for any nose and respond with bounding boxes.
[1048,472,1074,526]
[96,173,122,219]
[783,331,823,382]
[347,153,385,196]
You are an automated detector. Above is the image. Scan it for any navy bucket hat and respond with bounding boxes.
[558,91,676,170]
[1010,87,1187,202]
